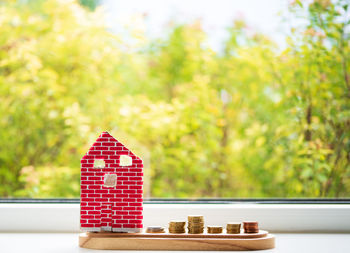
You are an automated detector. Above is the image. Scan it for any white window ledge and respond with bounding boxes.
[1,233,349,253]
[0,204,349,233]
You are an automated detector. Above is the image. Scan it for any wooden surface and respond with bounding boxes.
[79,231,275,251]
[3,233,350,253]
[81,230,268,239]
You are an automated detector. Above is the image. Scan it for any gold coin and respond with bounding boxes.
[227,229,241,234]
[226,222,241,232]
[188,224,204,227]
[208,226,222,228]
[188,230,203,234]
[188,215,204,222]
[169,230,185,234]
[146,226,165,233]
[169,220,186,225]
[227,222,241,227]
[188,223,204,227]
[207,226,223,234]
[169,225,186,228]
[188,221,204,225]
[169,226,186,229]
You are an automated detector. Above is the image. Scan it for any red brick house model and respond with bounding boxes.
[80,132,143,233]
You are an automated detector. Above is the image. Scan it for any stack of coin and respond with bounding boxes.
[188,215,204,234]
[168,221,186,233]
[243,221,259,233]
[207,226,223,234]
[226,222,241,234]
[146,226,165,233]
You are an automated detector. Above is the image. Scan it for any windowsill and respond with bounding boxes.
[0,203,349,233]
[0,233,349,252]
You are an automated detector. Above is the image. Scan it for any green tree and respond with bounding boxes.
[0,0,349,198]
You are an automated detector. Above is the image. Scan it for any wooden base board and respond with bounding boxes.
[79,231,275,251]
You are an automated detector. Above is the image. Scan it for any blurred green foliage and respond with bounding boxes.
[79,0,99,10]
[0,0,349,198]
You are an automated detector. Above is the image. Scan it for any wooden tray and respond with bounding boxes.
[79,230,275,251]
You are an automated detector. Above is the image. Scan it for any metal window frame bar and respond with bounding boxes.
[0,198,349,204]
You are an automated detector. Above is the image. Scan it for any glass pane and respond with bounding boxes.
[94,159,106,169]
[119,155,133,167]
[104,174,117,188]
[1,0,349,199]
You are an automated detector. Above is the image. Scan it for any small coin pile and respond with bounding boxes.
[188,215,204,234]
[146,226,165,233]
[168,221,186,233]
[226,222,241,234]
[207,226,223,234]
[243,221,259,233]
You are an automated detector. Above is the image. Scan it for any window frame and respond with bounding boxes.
[0,199,349,233]
[1,198,349,204]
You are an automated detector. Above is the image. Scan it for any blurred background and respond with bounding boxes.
[0,0,349,199]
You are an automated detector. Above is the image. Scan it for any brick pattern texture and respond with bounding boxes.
[80,132,143,231]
